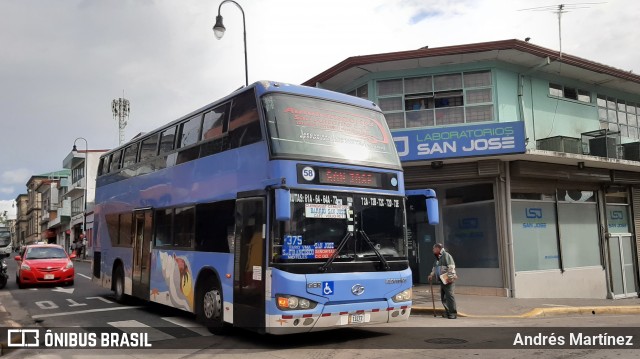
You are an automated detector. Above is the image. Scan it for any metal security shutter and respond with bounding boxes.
[632,187,640,267]
[404,160,500,186]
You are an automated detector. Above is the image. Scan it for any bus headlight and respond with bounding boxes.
[276,294,318,310]
[392,288,412,302]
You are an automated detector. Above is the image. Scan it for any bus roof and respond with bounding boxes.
[100,81,381,158]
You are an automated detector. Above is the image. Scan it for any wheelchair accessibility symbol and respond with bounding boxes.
[322,281,334,295]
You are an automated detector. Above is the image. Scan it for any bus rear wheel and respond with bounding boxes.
[197,280,227,334]
[113,265,126,303]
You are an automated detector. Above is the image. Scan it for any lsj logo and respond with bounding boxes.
[7,329,40,347]
[610,210,624,220]
[525,208,543,219]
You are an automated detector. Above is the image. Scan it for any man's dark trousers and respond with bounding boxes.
[440,282,457,318]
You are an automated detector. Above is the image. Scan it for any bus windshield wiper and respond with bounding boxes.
[359,230,390,271]
[319,232,352,273]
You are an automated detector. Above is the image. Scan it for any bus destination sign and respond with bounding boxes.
[297,164,398,190]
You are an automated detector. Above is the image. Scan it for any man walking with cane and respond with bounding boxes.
[427,243,458,319]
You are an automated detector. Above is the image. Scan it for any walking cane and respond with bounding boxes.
[429,276,436,317]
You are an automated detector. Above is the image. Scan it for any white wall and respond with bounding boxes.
[514,266,608,298]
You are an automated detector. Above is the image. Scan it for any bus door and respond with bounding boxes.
[233,197,266,331]
[132,209,152,299]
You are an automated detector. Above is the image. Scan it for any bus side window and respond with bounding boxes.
[139,133,160,162]
[97,158,104,176]
[119,213,133,247]
[122,143,140,169]
[178,115,203,149]
[154,209,173,247]
[100,156,110,175]
[202,103,229,141]
[174,206,195,249]
[195,200,235,253]
[229,90,262,149]
[109,150,123,173]
[106,213,120,246]
[159,126,177,154]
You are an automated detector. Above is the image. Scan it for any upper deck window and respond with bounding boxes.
[109,150,122,173]
[139,134,160,162]
[178,115,202,148]
[122,143,140,168]
[263,93,400,169]
[229,90,262,148]
[159,126,177,154]
[202,103,229,141]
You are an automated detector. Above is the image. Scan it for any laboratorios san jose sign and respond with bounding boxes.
[392,121,526,161]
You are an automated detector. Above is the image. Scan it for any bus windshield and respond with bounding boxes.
[262,93,401,169]
[272,190,406,268]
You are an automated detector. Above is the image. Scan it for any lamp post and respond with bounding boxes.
[72,137,88,251]
[213,0,248,86]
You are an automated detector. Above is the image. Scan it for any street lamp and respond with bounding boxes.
[213,0,248,86]
[72,137,88,247]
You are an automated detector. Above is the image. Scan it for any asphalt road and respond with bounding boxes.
[2,259,640,358]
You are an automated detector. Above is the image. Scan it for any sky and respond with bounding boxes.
[1,0,639,217]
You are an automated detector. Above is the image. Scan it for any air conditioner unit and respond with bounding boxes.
[536,136,582,154]
[582,129,621,159]
[589,137,618,158]
[622,142,640,161]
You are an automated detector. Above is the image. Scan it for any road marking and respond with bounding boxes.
[77,273,91,280]
[108,320,174,342]
[52,287,75,294]
[66,299,87,307]
[35,301,59,310]
[161,317,213,337]
[31,306,142,319]
[86,296,114,304]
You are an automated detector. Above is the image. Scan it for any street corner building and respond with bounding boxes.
[303,39,640,299]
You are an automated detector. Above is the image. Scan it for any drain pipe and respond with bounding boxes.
[505,163,516,298]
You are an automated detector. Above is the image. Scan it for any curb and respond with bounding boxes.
[412,305,640,318]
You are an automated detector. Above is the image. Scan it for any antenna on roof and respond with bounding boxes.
[518,3,605,60]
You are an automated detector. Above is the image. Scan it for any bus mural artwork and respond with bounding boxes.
[92,81,438,335]
[149,251,194,312]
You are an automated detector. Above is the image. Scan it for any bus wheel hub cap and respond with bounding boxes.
[204,289,221,319]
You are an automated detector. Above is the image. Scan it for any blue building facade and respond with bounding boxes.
[304,40,640,299]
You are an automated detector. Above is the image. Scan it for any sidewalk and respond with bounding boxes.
[412,284,640,318]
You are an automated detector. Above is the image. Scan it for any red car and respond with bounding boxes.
[15,244,76,288]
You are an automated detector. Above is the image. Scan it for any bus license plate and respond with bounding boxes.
[44,274,54,280]
[349,313,366,324]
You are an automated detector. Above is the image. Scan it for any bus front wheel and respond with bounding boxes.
[197,280,227,334]
[113,265,126,303]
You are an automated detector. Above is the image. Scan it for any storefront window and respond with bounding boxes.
[442,184,499,268]
[512,201,559,271]
[558,202,600,268]
[512,189,601,271]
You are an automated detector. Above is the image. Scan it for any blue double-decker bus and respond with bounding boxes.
[92,81,438,334]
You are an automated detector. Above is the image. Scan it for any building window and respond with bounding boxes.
[71,165,84,183]
[597,95,639,139]
[512,189,601,272]
[548,83,591,103]
[347,84,369,99]
[71,196,84,216]
[442,184,499,268]
[376,71,494,130]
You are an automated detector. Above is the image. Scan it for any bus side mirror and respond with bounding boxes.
[406,189,439,225]
[426,197,439,225]
[275,188,292,222]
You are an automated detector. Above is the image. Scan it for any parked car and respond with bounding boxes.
[15,244,75,288]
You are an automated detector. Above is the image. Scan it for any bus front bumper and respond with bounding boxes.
[266,301,411,335]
